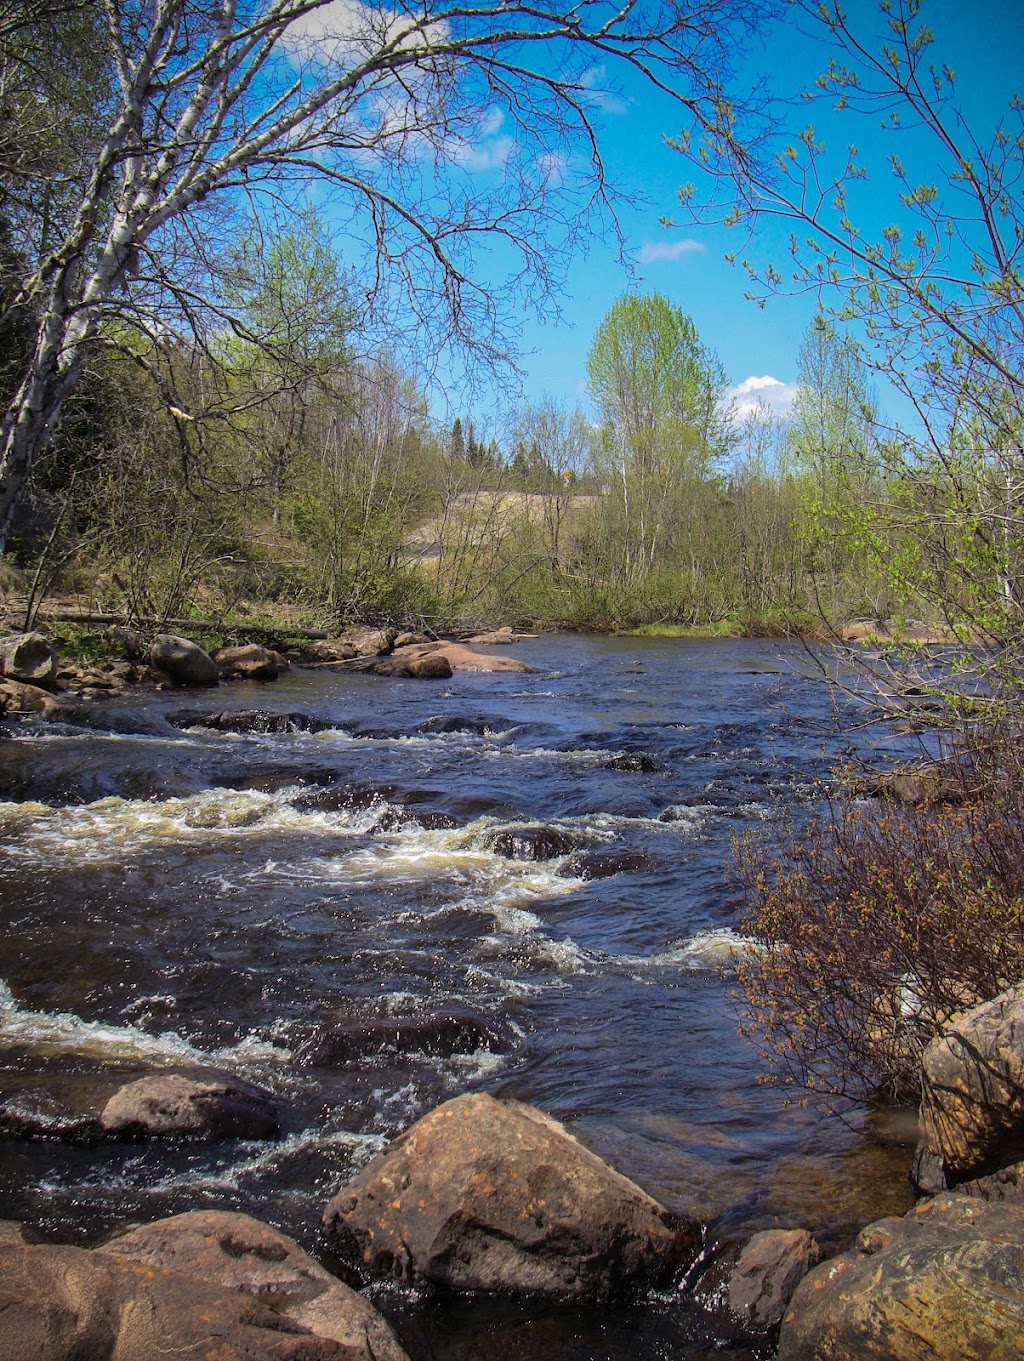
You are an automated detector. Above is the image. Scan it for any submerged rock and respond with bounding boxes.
[419,715,497,735]
[603,752,665,773]
[99,1069,279,1140]
[0,1238,351,1361]
[778,1193,1024,1360]
[169,707,321,734]
[147,633,220,686]
[489,824,582,861]
[99,1210,408,1361]
[916,981,1024,1188]
[0,632,58,687]
[322,1092,696,1299]
[301,1010,504,1066]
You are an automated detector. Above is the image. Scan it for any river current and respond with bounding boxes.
[0,634,914,1358]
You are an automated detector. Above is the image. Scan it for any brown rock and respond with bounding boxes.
[100,1210,408,1360]
[0,631,58,686]
[404,653,453,679]
[214,644,288,681]
[395,641,535,673]
[727,1229,820,1331]
[394,631,429,647]
[0,678,74,715]
[343,627,397,658]
[99,1069,279,1139]
[0,1239,350,1360]
[917,981,1024,1186]
[322,1092,695,1299]
[777,1193,1024,1360]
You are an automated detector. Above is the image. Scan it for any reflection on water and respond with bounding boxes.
[0,635,915,1357]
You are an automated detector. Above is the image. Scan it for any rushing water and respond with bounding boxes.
[0,634,915,1358]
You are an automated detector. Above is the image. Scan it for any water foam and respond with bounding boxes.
[0,979,291,1066]
[0,788,384,865]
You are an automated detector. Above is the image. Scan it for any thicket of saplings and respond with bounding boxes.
[4,289,937,640]
[737,721,1024,1108]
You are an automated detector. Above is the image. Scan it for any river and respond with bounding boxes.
[0,634,915,1358]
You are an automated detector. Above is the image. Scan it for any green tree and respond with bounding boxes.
[586,291,731,583]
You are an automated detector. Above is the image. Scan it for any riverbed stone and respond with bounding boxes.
[214,644,289,681]
[321,1092,696,1299]
[99,1069,279,1139]
[777,1193,1024,1360]
[99,1210,409,1361]
[147,633,220,685]
[0,1239,351,1360]
[916,980,1024,1187]
[727,1229,820,1331]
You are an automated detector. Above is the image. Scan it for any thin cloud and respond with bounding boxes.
[637,239,706,264]
[727,374,800,419]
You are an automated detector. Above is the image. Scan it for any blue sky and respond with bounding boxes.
[468,0,1024,436]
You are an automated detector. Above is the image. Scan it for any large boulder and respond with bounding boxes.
[99,1069,279,1139]
[147,633,220,685]
[777,1193,1024,1360]
[214,644,289,681]
[916,981,1024,1187]
[321,1092,696,1299]
[0,631,58,687]
[99,1210,408,1361]
[0,1238,350,1360]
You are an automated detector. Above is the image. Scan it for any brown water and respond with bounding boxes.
[0,635,915,1357]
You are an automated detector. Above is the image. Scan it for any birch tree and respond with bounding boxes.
[0,0,769,548]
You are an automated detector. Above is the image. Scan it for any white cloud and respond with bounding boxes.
[727,374,800,420]
[451,133,514,172]
[579,65,629,115]
[636,239,706,264]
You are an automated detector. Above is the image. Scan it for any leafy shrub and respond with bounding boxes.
[737,733,1024,1105]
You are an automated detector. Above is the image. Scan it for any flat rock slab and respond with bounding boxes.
[778,1193,1024,1360]
[0,1239,351,1360]
[100,1210,408,1361]
[322,1092,696,1299]
[394,642,536,673]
